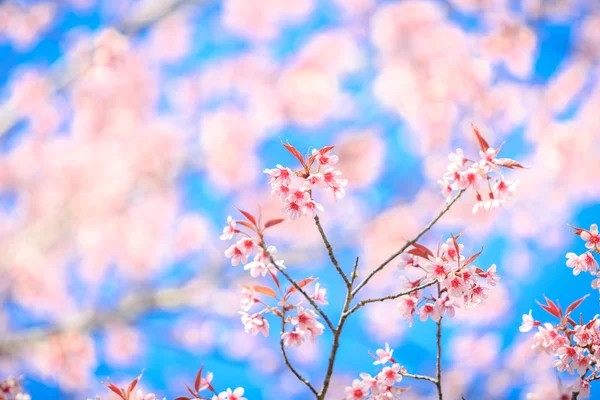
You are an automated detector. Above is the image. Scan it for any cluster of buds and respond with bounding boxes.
[174,366,246,400]
[89,371,164,400]
[344,344,409,400]
[396,236,499,325]
[263,143,346,219]
[520,223,600,399]
[0,377,30,400]
[438,124,521,213]
[220,209,328,347]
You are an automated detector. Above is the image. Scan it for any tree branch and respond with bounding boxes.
[314,215,350,288]
[402,372,437,383]
[352,189,465,297]
[344,280,437,317]
[259,242,335,333]
[279,311,318,396]
[435,283,444,400]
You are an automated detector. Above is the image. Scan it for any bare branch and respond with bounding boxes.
[352,189,465,297]
[314,215,350,287]
[344,280,437,317]
[402,372,437,383]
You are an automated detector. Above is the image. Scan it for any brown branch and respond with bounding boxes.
[352,189,465,297]
[435,283,443,400]
[259,241,335,332]
[344,280,437,317]
[279,311,318,396]
[314,215,350,287]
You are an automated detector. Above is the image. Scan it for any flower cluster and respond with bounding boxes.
[396,236,499,326]
[0,377,30,400]
[567,224,600,287]
[263,143,347,219]
[175,367,246,400]
[520,223,600,399]
[220,208,328,347]
[88,371,165,400]
[438,125,521,213]
[344,344,409,400]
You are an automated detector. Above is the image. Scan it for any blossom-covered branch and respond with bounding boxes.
[520,223,600,399]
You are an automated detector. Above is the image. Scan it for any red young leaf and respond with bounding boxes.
[586,318,597,329]
[451,234,461,267]
[408,242,434,259]
[236,220,256,231]
[126,370,144,397]
[543,295,562,318]
[306,145,335,166]
[267,268,281,291]
[281,141,306,167]
[286,277,318,296]
[566,294,589,316]
[463,248,484,267]
[264,218,285,229]
[567,317,576,327]
[246,284,278,298]
[568,224,586,236]
[536,301,561,319]
[194,365,204,392]
[103,381,126,400]
[471,123,490,152]
[174,397,192,400]
[185,384,197,398]
[236,208,257,227]
[495,158,525,169]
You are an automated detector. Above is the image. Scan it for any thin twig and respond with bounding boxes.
[260,242,335,332]
[279,311,318,395]
[350,257,359,287]
[314,215,350,287]
[402,372,437,383]
[435,283,443,400]
[344,280,437,317]
[352,189,465,297]
[317,260,356,399]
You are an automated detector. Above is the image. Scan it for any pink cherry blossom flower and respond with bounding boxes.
[397,253,420,270]
[136,390,162,400]
[493,176,518,200]
[519,310,537,332]
[397,295,418,325]
[438,179,454,199]
[302,197,324,217]
[566,252,588,276]
[219,216,236,240]
[217,387,246,400]
[344,379,368,400]
[239,312,269,337]
[312,283,328,305]
[312,148,339,166]
[236,237,257,257]
[442,273,467,297]
[377,363,402,386]
[435,292,459,318]
[282,328,305,347]
[580,224,600,251]
[225,244,247,266]
[198,371,214,391]
[373,342,394,365]
[284,199,303,219]
[417,303,440,322]
[485,264,500,286]
[424,257,450,282]
[263,164,292,187]
[240,287,257,311]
